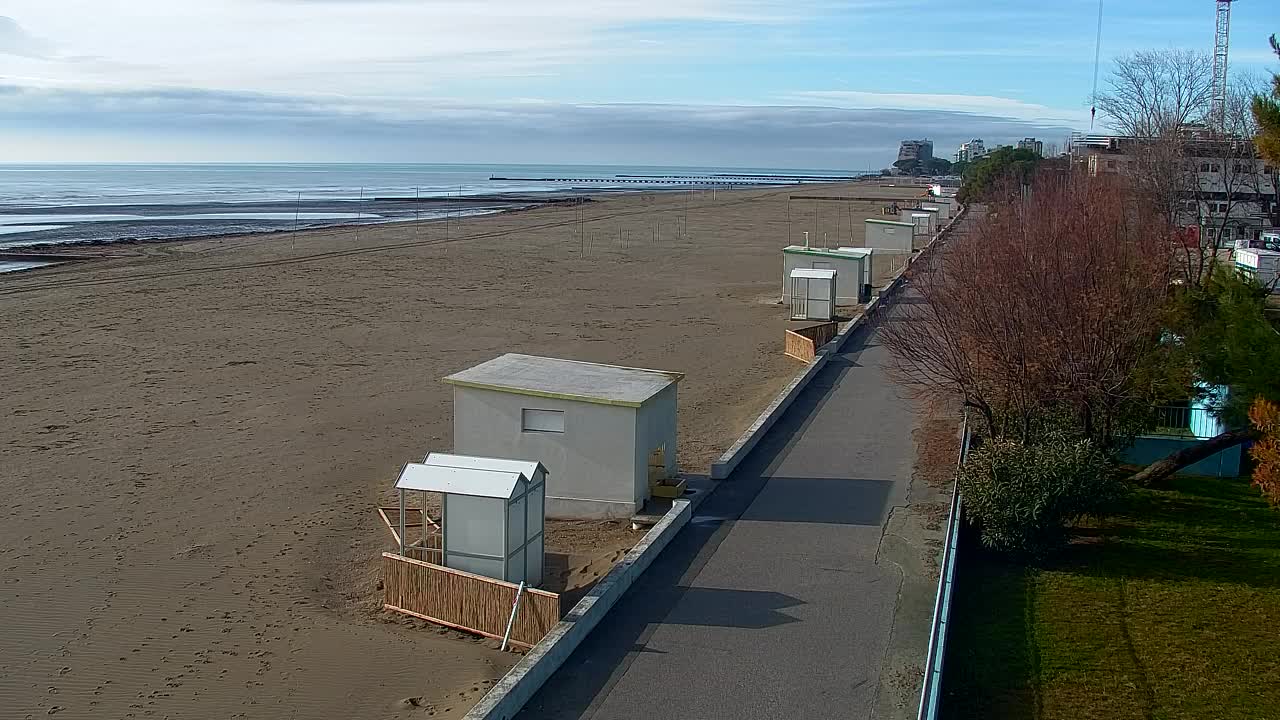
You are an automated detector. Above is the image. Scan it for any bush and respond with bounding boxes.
[1248,397,1280,507]
[960,436,1126,557]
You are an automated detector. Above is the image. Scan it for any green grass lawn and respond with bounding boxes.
[942,476,1280,720]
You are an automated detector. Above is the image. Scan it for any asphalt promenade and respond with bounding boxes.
[516,280,944,720]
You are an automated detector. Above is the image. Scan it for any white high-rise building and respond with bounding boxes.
[955,139,987,163]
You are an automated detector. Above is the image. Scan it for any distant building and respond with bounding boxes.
[1075,132,1278,241]
[898,139,934,164]
[1017,137,1044,156]
[955,139,986,163]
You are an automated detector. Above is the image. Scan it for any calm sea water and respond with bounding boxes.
[0,163,857,255]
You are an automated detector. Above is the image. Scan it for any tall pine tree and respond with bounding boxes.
[1253,35,1280,165]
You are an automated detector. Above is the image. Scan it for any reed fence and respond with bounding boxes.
[382,552,562,648]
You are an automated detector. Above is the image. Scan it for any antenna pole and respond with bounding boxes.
[1090,0,1105,129]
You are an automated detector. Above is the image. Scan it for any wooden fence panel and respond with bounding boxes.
[805,322,838,348]
[382,553,562,648]
[785,330,815,361]
[785,322,838,362]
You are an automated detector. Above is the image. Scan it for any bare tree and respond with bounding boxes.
[1097,51,1271,284]
[1095,49,1214,137]
[884,169,1175,447]
[1188,82,1270,257]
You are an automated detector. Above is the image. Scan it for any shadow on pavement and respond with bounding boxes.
[515,315,883,719]
[741,476,894,526]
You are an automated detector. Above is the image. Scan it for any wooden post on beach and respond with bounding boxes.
[835,199,840,246]
[355,187,364,244]
[787,197,792,246]
[683,190,689,239]
[292,191,300,251]
[847,197,855,245]
[414,187,420,241]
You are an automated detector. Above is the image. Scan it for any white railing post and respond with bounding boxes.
[501,582,526,651]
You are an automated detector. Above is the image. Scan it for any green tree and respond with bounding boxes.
[1253,35,1280,165]
[922,157,953,175]
[955,147,1041,203]
[1131,266,1280,484]
[893,157,952,176]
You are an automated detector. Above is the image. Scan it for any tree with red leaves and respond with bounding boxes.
[883,168,1177,448]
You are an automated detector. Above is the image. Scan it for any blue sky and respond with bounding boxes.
[0,0,1275,168]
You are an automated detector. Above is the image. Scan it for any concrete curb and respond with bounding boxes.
[709,203,966,481]
[710,337,836,479]
[463,497,693,720]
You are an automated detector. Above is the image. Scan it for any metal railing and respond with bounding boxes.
[917,415,970,720]
[1146,405,1223,439]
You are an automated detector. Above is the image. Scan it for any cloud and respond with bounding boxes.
[0,84,1078,166]
[0,1,809,98]
[789,90,1090,126]
[0,16,53,58]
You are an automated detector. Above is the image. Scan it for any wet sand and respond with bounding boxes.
[0,181,930,719]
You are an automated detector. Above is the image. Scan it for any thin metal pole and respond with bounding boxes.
[501,581,526,651]
[414,186,420,241]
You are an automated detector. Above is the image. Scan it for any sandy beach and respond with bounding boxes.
[0,181,930,719]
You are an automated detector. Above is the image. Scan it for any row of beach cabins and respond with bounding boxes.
[378,184,958,648]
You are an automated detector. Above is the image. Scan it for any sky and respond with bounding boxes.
[0,0,1276,169]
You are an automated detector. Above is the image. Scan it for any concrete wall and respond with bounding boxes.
[865,221,913,252]
[634,384,678,501]
[782,250,868,305]
[453,387,641,519]
[1122,436,1243,477]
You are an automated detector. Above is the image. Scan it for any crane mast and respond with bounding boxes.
[1210,0,1235,127]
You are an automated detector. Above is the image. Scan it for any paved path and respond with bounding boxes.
[517,289,933,720]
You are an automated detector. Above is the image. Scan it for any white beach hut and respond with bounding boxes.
[788,268,837,321]
[865,219,915,252]
[395,453,546,585]
[445,354,682,520]
[900,211,934,236]
[782,245,871,305]
[923,203,949,221]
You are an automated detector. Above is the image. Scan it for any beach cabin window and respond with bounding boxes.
[521,409,565,433]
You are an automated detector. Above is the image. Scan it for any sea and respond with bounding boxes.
[0,163,863,269]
